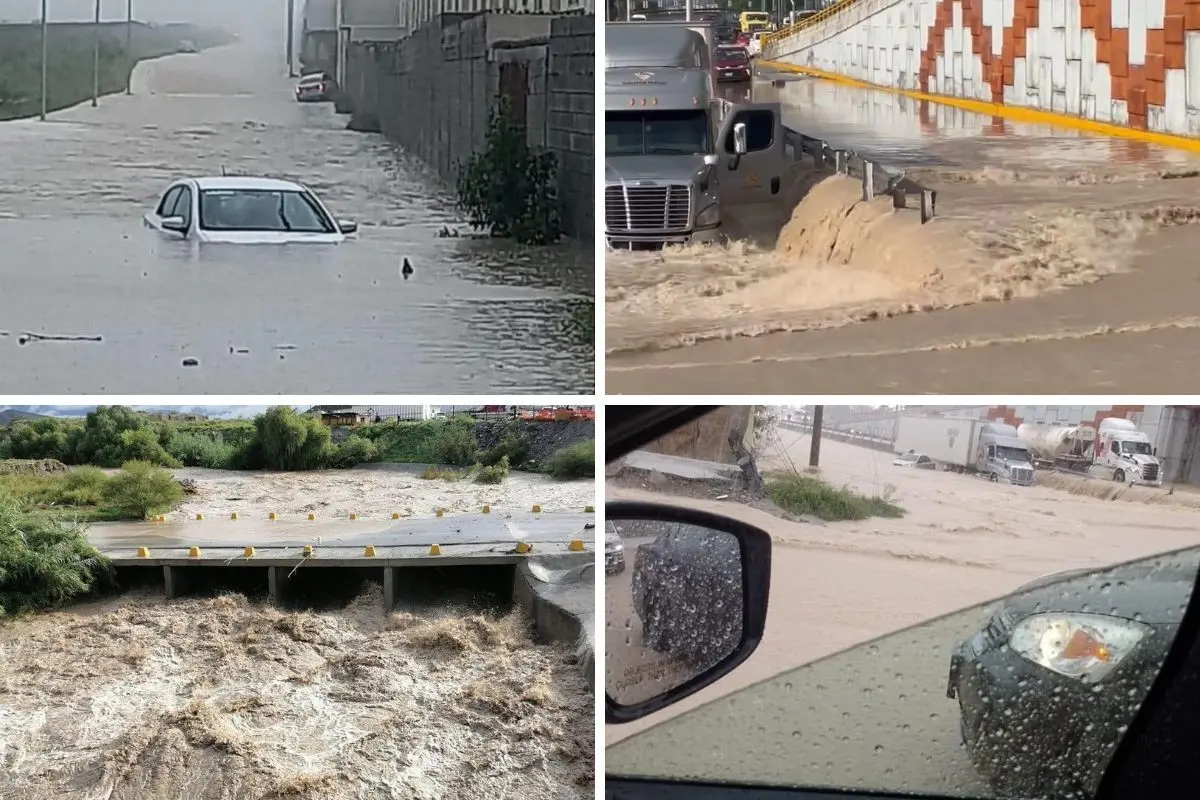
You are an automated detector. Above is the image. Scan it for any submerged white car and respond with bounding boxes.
[144,176,358,243]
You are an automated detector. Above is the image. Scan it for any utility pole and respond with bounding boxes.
[125,0,133,95]
[286,0,296,77]
[809,405,824,468]
[92,0,100,107]
[39,0,47,121]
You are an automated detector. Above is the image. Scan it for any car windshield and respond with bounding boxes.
[606,110,709,156]
[198,188,333,233]
[716,49,748,63]
[607,404,1200,797]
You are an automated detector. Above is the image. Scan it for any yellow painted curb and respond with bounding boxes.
[568,539,584,551]
[429,544,441,555]
[243,546,256,557]
[758,59,1200,153]
[364,545,377,557]
[136,546,150,557]
[188,546,201,557]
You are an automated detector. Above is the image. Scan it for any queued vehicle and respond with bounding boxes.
[144,176,358,244]
[892,450,936,469]
[630,519,743,667]
[295,72,335,103]
[714,45,752,82]
[947,553,1197,798]
[606,524,626,575]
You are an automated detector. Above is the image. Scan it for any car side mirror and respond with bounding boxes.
[605,500,771,724]
[733,121,748,155]
[337,220,358,235]
[161,216,187,233]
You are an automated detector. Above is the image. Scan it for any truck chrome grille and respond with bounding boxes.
[1011,467,1034,484]
[1142,464,1159,482]
[605,183,691,233]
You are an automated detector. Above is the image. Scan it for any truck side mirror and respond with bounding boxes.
[733,122,748,155]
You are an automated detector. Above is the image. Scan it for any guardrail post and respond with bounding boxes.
[892,188,906,210]
[834,149,846,174]
[920,189,937,224]
[862,160,875,199]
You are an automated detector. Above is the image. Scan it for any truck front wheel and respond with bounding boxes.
[1114,469,1126,483]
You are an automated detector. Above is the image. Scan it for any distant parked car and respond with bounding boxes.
[714,46,752,82]
[179,39,199,54]
[144,176,358,244]
[295,72,335,103]
[605,524,626,575]
[893,451,936,469]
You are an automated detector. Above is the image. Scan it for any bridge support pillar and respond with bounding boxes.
[163,565,184,599]
[920,189,937,224]
[269,567,290,605]
[862,160,875,199]
[383,567,396,611]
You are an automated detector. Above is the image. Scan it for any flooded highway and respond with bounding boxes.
[0,45,593,393]
[606,72,1200,393]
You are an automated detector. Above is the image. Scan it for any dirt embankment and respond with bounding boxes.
[473,420,594,466]
[0,589,593,799]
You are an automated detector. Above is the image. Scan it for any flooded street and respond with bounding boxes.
[607,73,1200,393]
[606,434,1200,794]
[0,45,593,393]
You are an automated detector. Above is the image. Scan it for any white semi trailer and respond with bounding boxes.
[1017,417,1163,486]
[894,416,1035,486]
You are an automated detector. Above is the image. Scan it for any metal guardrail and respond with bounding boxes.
[764,0,860,45]
[779,122,939,223]
[777,421,897,454]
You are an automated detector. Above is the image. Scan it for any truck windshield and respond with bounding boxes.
[996,446,1031,462]
[1120,440,1153,455]
[607,110,709,156]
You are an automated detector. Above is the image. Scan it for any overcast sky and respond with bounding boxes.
[0,0,290,34]
[1,406,299,419]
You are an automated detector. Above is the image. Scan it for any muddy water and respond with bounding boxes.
[0,590,593,799]
[606,74,1200,392]
[605,435,1200,792]
[0,45,593,393]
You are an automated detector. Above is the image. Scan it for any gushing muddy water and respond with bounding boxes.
[0,589,593,799]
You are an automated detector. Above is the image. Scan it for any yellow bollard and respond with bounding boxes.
[436,508,444,518]
[531,504,542,513]
[188,546,201,557]
[516,541,532,554]
[230,512,238,520]
[302,544,313,557]
[349,512,358,520]
[364,545,377,557]
[137,546,151,557]
[482,504,491,514]
[568,539,584,551]
[391,512,400,519]
[307,513,316,521]
[268,512,277,521]
[584,505,595,513]
[429,544,441,555]
[243,546,256,557]
[195,513,204,521]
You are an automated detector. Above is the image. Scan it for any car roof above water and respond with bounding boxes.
[191,176,307,192]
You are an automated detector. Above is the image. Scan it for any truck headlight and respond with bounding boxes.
[1009,612,1150,683]
[695,203,720,228]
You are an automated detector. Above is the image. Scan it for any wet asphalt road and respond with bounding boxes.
[0,45,593,393]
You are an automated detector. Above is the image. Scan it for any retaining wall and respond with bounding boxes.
[765,0,1200,137]
[342,12,594,239]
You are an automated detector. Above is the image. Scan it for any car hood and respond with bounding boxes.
[715,59,749,68]
[994,550,1200,627]
[196,229,345,245]
[605,155,710,185]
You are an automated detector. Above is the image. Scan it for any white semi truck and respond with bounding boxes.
[1017,417,1162,486]
[894,416,1035,486]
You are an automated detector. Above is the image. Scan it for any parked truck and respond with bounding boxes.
[604,22,786,250]
[894,416,1036,485]
[1017,417,1162,486]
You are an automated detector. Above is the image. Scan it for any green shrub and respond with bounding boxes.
[546,440,594,480]
[167,430,236,469]
[56,466,111,506]
[475,456,510,484]
[429,426,478,467]
[102,461,183,519]
[333,436,379,468]
[0,494,111,617]
[253,407,335,471]
[766,474,904,522]
[479,435,530,469]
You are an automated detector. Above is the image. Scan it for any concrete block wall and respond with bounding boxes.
[548,14,595,240]
[766,0,1200,135]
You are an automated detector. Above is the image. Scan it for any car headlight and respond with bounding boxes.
[1009,612,1150,682]
[695,203,720,228]
[607,541,624,553]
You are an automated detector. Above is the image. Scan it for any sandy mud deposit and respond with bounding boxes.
[606,150,1200,356]
[167,465,595,521]
[0,590,592,799]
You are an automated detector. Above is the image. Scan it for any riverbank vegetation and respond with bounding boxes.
[0,406,596,482]
[0,459,182,522]
[766,472,905,522]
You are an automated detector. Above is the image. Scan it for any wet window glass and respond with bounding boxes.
[169,187,192,225]
[198,189,333,233]
[716,48,749,63]
[156,186,182,216]
[723,109,774,153]
[607,405,1200,799]
[607,110,709,156]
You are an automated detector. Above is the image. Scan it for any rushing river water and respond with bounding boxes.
[0,44,593,393]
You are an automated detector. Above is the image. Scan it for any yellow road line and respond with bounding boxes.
[758,59,1200,153]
